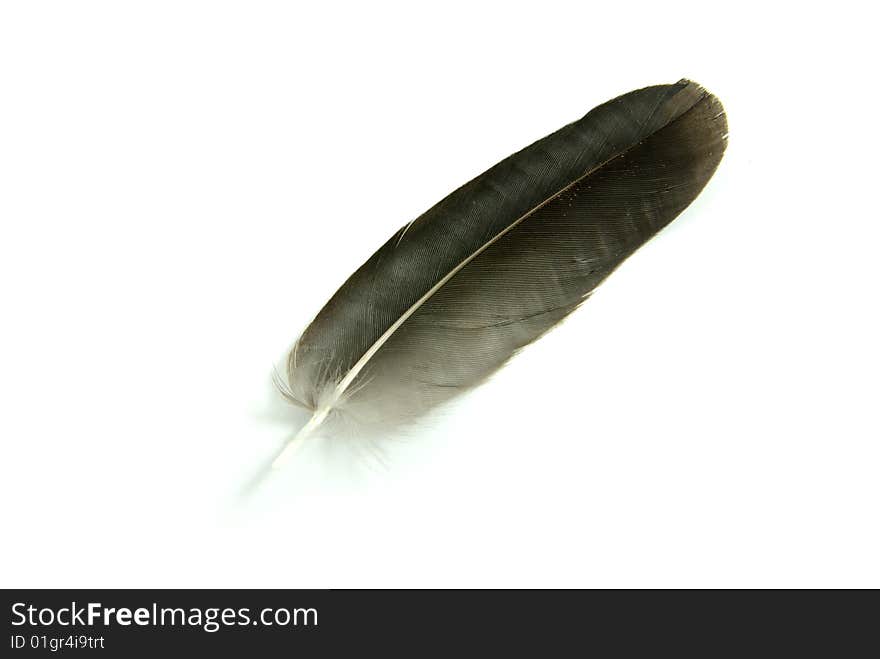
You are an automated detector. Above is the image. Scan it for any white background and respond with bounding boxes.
[1,1,877,588]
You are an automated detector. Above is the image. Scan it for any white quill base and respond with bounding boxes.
[271,406,329,469]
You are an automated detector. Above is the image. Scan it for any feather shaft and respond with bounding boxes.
[271,407,329,469]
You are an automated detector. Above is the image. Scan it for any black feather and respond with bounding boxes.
[273,79,727,465]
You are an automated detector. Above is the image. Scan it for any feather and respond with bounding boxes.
[272,79,727,467]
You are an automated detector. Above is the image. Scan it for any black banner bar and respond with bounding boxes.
[2,589,874,655]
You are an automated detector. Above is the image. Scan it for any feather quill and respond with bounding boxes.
[273,79,727,467]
